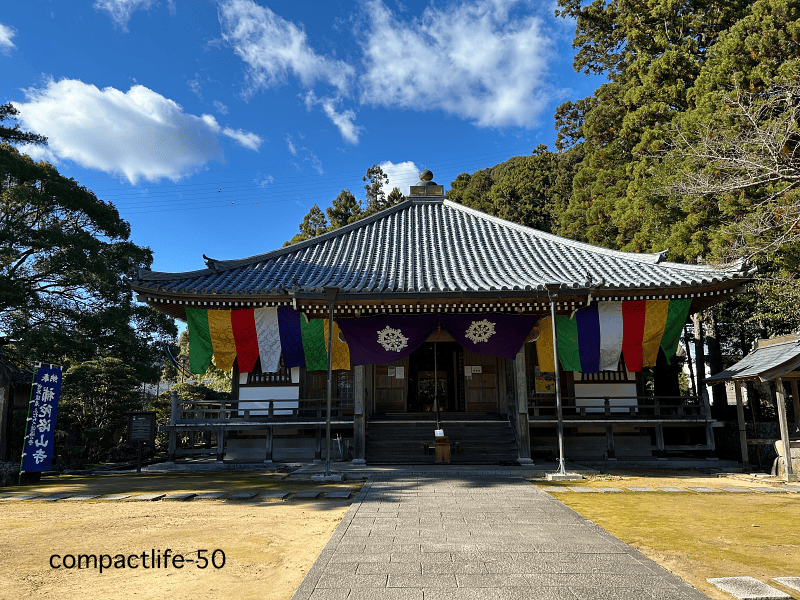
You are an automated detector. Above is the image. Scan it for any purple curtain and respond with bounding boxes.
[337,313,539,365]
[277,306,305,369]
[441,314,539,360]
[336,315,438,365]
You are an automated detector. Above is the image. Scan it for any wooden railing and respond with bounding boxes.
[161,396,355,461]
[170,397,354,424]
[528,396,707,421]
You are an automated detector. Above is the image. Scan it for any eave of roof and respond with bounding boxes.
[130,197,752,310]
[705,335,800,383]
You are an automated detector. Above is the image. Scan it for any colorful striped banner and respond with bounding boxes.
[660,299,692,363]
[533,299,693,373]
[556,316,582,372]
[185,307,340,374]
[186,307,213,374]
[207,310,236,371]
[575,303,600,373]
[301,316,328,371]
[254,307,281,372]
[231,309,259,373]
[184,300,693,376]
[642,300,670,367]
[324,319,351,370]
[598,301,623,370]
[277,306,305,369]
[622,300,647,372]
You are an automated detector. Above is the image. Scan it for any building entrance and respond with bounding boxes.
[407,342,464,413]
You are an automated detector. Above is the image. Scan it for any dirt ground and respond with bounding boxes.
[0,473,362,600]
[2,469,798,600]
[538,470,800,600]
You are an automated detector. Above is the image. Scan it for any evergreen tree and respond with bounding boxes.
[327,189,362,230]
[362,164,390,216]
[386,186,406,207]
[0,110,176,380]
[447,145,581,233]
[0,103,47,146]
[286,204,329,245]
[554,0,750,251]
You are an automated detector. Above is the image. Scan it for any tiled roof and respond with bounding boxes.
[705,335,800,383]
[131,197,750,298]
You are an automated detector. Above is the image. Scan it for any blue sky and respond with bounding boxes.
[2,0,603,275]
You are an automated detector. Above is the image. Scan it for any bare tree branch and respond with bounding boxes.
[661,81,800,263]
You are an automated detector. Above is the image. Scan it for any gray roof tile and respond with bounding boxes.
[131,198,748,298]
[705,335,800,383]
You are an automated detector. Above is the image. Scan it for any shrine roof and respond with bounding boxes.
[130,197,751,302]
[706,335,800,383]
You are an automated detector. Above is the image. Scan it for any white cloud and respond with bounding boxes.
[358,0,559,128]
[221,126,262,150]
[213,100,229,115]
[0,22,16,53]
[16,78,262,184]
[187,74,203,98]
[304,150,323,175]
[93,0,157,30]
[285,134,297,156]
[379,161,420,196]
[0,23,17,54]
[303,92,362,144]
[217,0,354,96]
[256,174,274,187]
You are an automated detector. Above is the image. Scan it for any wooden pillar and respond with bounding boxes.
[790,379,800,433]
[513,345,532,464]
[216,427,225,461]
[352,365,366,464]
[734,381,749,469]
[700,385,716,455]
[605,425,616,459]
[217,390,227,461]
[0,379,10,462]
[775,378,796,482]
[654,397,665,458]
[264,426,273,463]
[654,425,666,458]
[315,410,322,461]
[168,389,178,461]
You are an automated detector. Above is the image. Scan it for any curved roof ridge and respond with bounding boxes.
[138,198,421,280]
[442,200,747,275]
[135,196,748,286]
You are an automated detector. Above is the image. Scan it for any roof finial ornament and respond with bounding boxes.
[410,169,443,197]
[202,254,218,272]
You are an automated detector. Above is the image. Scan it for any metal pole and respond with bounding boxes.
[549,294,566,475]
[683,328,697,397]
[324,288,338,477]
[434,341,440,431]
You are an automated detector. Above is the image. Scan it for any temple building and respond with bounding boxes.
[129,170,752,464]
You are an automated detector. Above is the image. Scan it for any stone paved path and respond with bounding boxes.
[291,476,710,600]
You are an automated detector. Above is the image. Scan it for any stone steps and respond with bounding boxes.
[365,420,518,464]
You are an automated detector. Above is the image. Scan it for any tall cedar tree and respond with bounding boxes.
[447,144,583,233]
[0,107,176,380]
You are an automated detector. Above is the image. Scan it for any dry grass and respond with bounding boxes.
[537,471,800,600]
[0,472,363,600]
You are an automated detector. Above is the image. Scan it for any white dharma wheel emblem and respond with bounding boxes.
[377,326,409,352]
[465,319,496,343]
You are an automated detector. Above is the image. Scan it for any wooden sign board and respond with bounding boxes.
[127,411,157,445]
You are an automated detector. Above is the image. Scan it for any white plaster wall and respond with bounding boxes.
[238,386,299,415]
[574,382,637,412]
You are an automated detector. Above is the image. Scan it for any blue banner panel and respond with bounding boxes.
[21,365,62,473]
